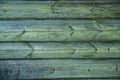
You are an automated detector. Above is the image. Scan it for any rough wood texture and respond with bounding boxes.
[0,42,120,59]
[0,0,120,19]
[0,0,120,79]
[0,20,120,41]
[0,59,120,79]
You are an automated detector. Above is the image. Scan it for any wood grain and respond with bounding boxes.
[0,0,120,79]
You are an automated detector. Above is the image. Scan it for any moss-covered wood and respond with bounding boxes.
[0,0,120,79]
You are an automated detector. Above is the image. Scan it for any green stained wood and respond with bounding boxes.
[0,42,119,59]
[0,0,120,79]
[0,20,120,41]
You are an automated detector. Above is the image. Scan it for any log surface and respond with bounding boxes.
[0,0,120,19]
[0,20,120,41]
[0,42,120,59]
[0,0,120,79]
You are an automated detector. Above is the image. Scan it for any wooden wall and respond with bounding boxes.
[0,0,120,79]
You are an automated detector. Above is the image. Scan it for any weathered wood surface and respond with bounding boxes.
[0,20,120,41]
[0,59,120,79]
[0,42,120,59]
[0,1,120,19]
[0,0,120,79]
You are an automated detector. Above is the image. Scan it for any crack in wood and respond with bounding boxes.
[13,28,26,40]
[69,24,75,37]
[88,42,97,56]
[92,21,104,40]
[25,43,34,58]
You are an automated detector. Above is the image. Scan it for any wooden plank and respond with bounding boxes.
[0,42,120,59]
[0,20,120,41]
[0,59,120,79]
[0,1,119,19]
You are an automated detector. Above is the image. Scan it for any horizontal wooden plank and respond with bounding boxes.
[0,20,120,41]
[0,59,120,79]
[0,42,120,59]
[0,1,119,19]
